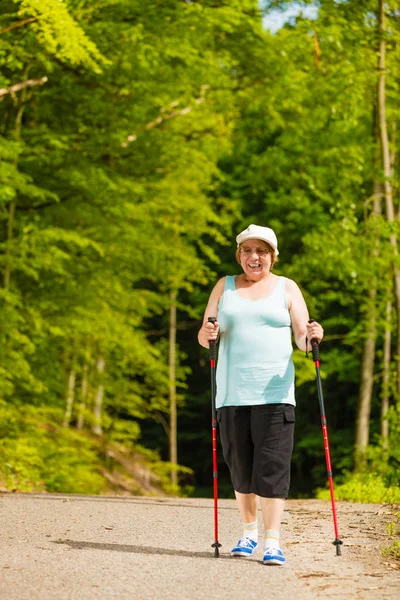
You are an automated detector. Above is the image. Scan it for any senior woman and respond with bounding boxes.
[198,224,323,565]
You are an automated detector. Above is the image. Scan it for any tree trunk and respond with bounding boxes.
[378,0,400,396]
[169,291,178,486]
[4,201,16,289]
[63,367,76,427]
[381,300,392,448]
[3,89,26,289]
[396,283,400,398]
[355,287,377,468]
[354,175,382,468]
[77,362,89,430]
[92,357,105,436]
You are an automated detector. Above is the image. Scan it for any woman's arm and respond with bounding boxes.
[197,277,225,349]
[285,279,324,351]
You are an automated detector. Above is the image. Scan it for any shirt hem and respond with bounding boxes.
[216,398,296,410]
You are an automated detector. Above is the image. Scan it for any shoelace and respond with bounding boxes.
[264,547,281,555]
[237,537,256,548]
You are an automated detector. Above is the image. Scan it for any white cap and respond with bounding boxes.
[236,224,279,255]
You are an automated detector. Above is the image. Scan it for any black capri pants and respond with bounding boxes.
[217,403,295,498]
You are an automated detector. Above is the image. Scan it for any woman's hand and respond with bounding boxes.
[306,320,324,344]
[197,278,225,349]
[206,319,220,340]
[198,319,220,348]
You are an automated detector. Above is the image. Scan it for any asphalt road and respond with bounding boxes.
[1,493,399,599]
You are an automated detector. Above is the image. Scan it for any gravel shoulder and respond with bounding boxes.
[0,493,399,600]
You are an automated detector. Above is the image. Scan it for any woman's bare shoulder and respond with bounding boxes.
[214,276,226,292]
[284,277,300,291]
[284,277,306,310]
[208,276,226,302]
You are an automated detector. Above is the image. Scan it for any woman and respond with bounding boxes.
[198,224,323,565]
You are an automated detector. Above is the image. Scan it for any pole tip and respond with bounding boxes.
[333,538,343,555]
[212,541,222,557]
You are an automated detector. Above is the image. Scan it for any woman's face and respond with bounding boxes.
[239,239,273,280]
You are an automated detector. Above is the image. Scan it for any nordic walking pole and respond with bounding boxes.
[208,316,222,557]
[309,319,343,556]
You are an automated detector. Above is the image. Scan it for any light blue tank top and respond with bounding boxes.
[216,275,295,409]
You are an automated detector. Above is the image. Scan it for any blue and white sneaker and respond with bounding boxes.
[231,537,258,558]
[263,547,286,565]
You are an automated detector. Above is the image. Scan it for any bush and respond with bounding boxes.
[0,402,106,494]
[382,512,400,561]
[0,400,188,496]
[317,472,400,504]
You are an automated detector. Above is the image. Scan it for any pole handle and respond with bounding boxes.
[208,316,217,361]
[308,318,320,362]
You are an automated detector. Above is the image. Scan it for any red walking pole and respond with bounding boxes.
[309,320,343,555]
[208,316,222,557]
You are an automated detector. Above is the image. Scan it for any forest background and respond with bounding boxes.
[0,0,399,504]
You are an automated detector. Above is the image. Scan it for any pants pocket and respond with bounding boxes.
[284,404,295,424]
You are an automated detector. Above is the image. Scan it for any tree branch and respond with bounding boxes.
[0,77,48,100]
[0,17,37,35]
[121,85,210,147]
[147,320,201,337]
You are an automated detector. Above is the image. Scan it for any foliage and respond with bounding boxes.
[16,0,108,72]
[317,473,400,504]
[318,401,400,503]
[0,401,105,493]
[0,0,399,498]
[382,512,400,561]
[0,400,188,495]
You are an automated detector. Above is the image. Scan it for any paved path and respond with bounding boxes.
[0,493,399,599]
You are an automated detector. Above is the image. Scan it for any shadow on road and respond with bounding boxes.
[53,539,259,563]
[16,493,237,510]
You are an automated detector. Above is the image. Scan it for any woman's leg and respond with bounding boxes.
[250,405,294,563]
[260,497,285,531]
[230,491,259,555]
[218,407,259,555]
[260,497,286,564]
[235,491,259,523]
